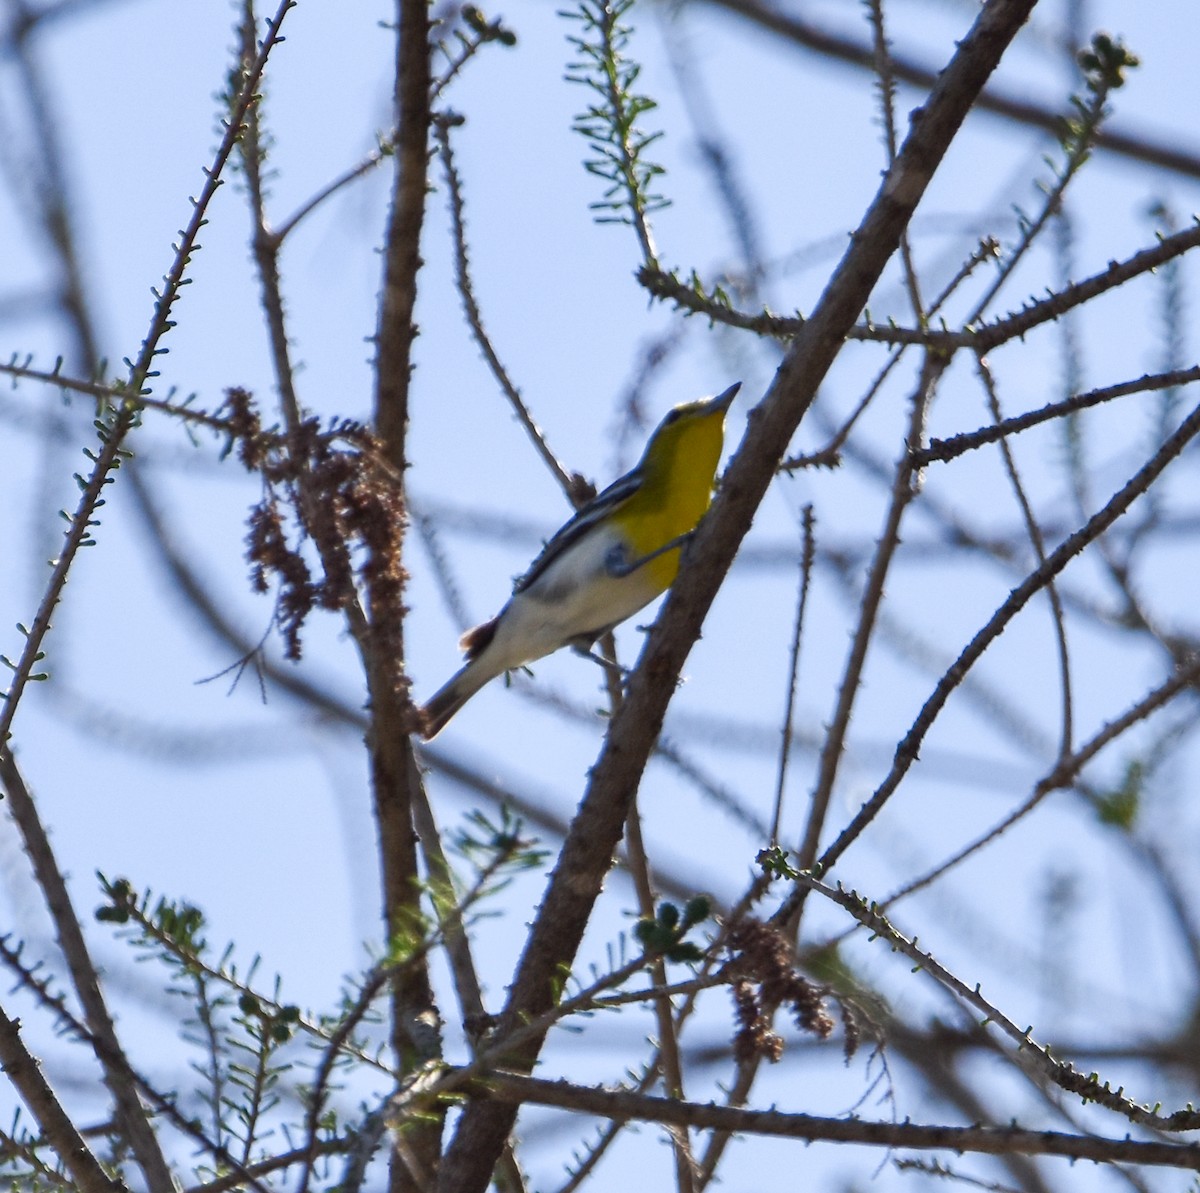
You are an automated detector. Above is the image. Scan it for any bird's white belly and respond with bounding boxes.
[485,525,663,672]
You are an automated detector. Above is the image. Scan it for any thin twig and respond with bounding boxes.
[0,0,295,751]
[704,0,1200,181]
[794,871,1200,1132]
[478,1070,1200,1168]
[971,220,1200,352]
[432,113,581,502]
[595,1,658,267]
[595,633,697,1193]
[184,1137,351,1193]
[0,359,236,432]
[642,219,1200,357]
[975,354,1073,756]
[787,237,999,467]
[798,353,944,875]
[408,781,530,1193]
[967,71,1115,323]
[768,506,814,844]
[862,653,1200,918]
[0,748,173,1190]
[914,365,1200,466]
[0,938,273,1193]
[0,1122,74,1189]
[866,0,923,320]
[272,140,390,244]
[621,800,697,1193]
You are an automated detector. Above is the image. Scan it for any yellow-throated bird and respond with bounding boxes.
[419,383,740,739]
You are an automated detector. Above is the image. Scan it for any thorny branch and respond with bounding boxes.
[0,0,296,749]
[477,1071,1200,1170]
[435,3,1041,1188]
[804,395,1200,885]
[4,2,1200,1191]
[794,870,1200,1132]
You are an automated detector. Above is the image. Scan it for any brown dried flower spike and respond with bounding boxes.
[726,916,836,1064]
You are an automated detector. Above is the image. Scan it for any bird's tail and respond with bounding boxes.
[418,659,493,740]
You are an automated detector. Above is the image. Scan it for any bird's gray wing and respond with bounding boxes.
[513,467,643,593]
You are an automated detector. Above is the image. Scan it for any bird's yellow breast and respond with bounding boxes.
[615,405,727,590]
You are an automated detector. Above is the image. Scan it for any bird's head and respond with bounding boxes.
[639,382,740,479]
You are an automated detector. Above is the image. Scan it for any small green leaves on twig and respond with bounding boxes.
[756,844,800,880]
[95,876,207,955]
[237,992,302,1045]
[432,6,517,100]
[1077,32,1139,94]
[967,34,1139,325]
[462,5,517,48]
[452,807,548,882]
[94,877,136,925]
[1058,33,1138,157]
[564,0,668,262]
[1093,758,1142,830]
[632,896,710,962]
[94,871,315,1159]
[638,264,806,338]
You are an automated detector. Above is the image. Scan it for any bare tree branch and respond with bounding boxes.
[435,3,1041,1187]
[0,1003,125,1193]
[477,1070,1200,1170]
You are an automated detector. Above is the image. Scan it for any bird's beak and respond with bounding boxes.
[710,382,741,412]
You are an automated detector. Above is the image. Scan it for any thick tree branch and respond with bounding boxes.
[372,0,442,1188]
[434,2,1040,1188]
[0,1004,125,1193]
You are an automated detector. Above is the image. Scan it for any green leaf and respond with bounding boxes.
[1095,759,1142,830]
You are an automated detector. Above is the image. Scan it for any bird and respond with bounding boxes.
[418,382,740,739]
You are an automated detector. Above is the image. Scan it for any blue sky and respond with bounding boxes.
[2,0,1200,1188]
